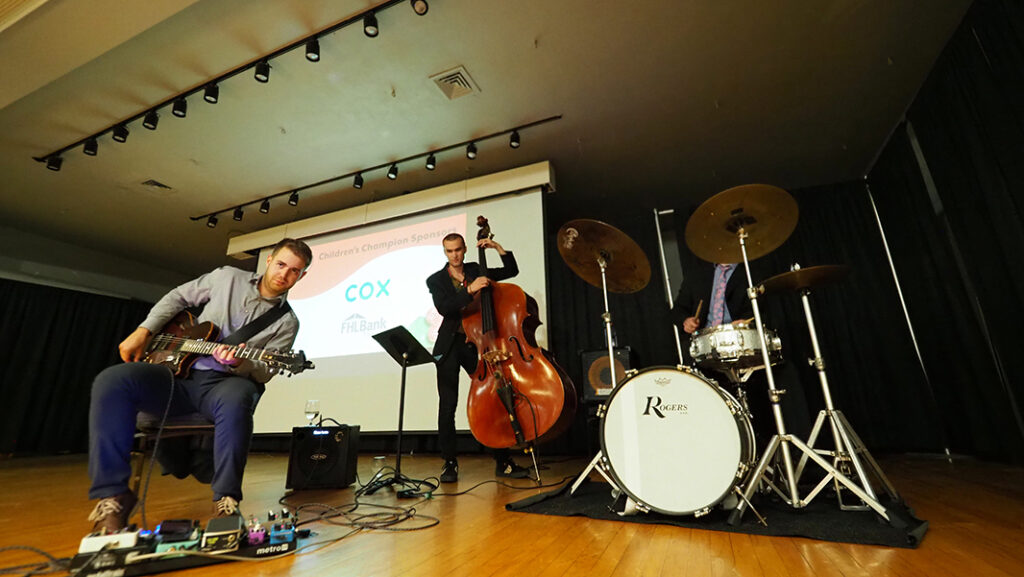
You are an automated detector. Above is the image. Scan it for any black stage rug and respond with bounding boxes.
[507,480,928,548]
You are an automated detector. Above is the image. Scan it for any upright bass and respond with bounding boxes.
[462,216,577,450]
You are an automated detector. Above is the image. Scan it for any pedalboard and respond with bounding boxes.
[69,509,299,576]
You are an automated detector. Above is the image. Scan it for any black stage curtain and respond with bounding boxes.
[869,0,1024,462]
[0,278,151,455]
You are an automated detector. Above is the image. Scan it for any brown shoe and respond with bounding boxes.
[214,496,241,517]
[87,491,137,534]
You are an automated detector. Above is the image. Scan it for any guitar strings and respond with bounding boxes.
[147,335,267,359]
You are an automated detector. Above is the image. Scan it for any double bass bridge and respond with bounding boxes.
[481,350,512,364]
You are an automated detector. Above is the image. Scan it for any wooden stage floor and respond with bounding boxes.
[1,452,1022,576]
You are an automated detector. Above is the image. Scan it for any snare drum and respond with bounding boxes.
[689,322,782,372]
[600,366,755,516]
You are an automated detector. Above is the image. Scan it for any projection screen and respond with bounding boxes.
[227,163,553,434]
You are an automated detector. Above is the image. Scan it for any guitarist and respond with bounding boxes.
[86,238,311,533]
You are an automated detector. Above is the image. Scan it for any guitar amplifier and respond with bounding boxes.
[580,347,631,401]
[285,425,360,490]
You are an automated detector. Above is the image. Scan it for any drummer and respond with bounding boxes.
[670,261,751,339]
[670,260,811,440]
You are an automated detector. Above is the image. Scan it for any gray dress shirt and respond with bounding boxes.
[139,266,300,384]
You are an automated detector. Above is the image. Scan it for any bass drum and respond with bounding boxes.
[600,366,755,516]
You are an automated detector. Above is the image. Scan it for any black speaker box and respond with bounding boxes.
[580,347,631,401]
[286,425,360,490]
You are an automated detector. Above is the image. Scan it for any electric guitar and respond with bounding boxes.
[142,310,314,377]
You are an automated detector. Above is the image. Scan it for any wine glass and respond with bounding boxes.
[304,400,321,426]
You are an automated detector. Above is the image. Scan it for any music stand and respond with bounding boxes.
[363,326,436,495]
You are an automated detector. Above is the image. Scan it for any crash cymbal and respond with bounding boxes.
[557,219,651,293]
[685,184,798,264]
[759,265,850,294]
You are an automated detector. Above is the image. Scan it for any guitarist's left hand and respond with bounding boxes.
[212,343,244,367]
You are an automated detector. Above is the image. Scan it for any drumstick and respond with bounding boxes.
[694,299,703,319]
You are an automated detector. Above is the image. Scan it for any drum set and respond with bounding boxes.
[559,184,900,525]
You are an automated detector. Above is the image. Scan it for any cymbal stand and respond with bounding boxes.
[727,230,893,525]
[570,254,625,498]
[788,264,900,509]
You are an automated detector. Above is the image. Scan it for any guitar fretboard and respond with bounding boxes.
[148,334,272,361]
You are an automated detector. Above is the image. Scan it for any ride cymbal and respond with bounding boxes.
[557,219,651,294]
[759,264,850,294]
[685,184,798,264]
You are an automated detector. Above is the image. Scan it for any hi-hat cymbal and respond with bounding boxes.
[685,184,798,264]
[557,219,651,293]
[759,265,850,294]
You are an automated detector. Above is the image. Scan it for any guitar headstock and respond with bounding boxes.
[264,350,315,377]
[476,215,491,241]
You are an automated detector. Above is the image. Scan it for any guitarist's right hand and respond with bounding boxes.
[119,327,153,363]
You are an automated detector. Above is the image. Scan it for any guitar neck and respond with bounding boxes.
[154,335,273,362]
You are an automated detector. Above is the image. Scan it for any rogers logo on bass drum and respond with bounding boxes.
[642,396,688,418]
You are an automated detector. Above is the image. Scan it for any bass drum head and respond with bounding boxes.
[600,366,751,515]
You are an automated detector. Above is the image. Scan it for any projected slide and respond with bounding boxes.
[287,214,466,359]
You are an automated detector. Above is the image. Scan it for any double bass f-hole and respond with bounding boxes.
[508,335,534,362]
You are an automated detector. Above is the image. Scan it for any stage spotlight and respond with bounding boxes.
[259,199,270,214]
[83,138,98,156]
[207,215,218,228]
[204,84,219,103]
[254,61,271,83]
[172,98,188,118]
[288,191,299,206]
[410,0,429,15]
[353,173,364,189]
[305,39,320,62]
[112,124,130,143]
[46,156,62,171]
[143,111,159,130]
[233,207,244,221]
[510,130,520,148]
[466,142,477,159]
[363,12,379,37]
[387,163,398,179]
[425,153,436,170]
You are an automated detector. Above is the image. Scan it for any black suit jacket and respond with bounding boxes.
[426,252,519,359]
[669,262,758,330]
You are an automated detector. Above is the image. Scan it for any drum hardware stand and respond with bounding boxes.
[726,230,893,526]
[731,486,768,526]
[786,264,899,510]
[571,254,624,497]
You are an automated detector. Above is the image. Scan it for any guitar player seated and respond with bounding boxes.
[86,238,312,533]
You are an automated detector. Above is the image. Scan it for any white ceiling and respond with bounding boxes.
[0,0,971,279]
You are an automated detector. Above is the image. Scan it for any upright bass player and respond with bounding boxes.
[426,232,531,483]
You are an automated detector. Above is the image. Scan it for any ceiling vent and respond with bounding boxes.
[430,66,479,100]
[139,179,175,196]
[141,179,173,190]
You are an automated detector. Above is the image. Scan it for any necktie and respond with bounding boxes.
[708,264,734,327]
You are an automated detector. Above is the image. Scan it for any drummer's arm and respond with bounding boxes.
[669,285,694,326]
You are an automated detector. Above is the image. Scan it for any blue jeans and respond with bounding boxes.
[88,363,261,501]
